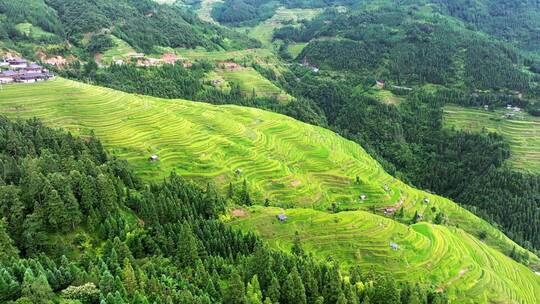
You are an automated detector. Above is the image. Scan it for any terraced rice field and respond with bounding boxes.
[444,105,540,173]
[231,206,540,303]
[175,47,275,62]
[1,79,539,300]
[195,0,223,24]
[101,36,136,65]
[220,67,292,101]
[243,7,322,48]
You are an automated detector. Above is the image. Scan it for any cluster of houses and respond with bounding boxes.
[0,56,54,84]
[504,104,522,118]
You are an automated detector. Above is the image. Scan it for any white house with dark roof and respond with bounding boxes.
[0,70,17,83]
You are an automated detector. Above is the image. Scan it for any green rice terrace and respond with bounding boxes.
[444,105,540,173]
[1,79,539,303]
[231,206,540,303]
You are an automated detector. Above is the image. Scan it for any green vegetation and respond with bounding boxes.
[243,7,321,48]
[1,78,537,271]
[14,22,56,39]
[231,206,540,303]
[1,117,444,304]
[100,36,136,65]
[444,105,540,173]
[286,42,307,58]
[221,67,291,100]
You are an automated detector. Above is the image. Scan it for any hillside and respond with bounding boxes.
[274,2,539,94]
[231,206,540,303]
[0,0,258,62]
[444,104,540,173]
[1,78,539,302]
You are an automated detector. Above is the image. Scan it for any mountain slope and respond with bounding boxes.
[231,206,540,303]
[1,78,539,302]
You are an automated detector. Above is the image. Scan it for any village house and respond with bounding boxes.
[8,58,28,70]
[390,242,399,250]
[24,63,43,73]
[15,72,54,83]
[384,207,396,215]
[360,194,367,201]
[376,80,385,89]
[149,154,159,162]
[276,213,287,222]
[0,70,16,83]
[0,57,8,67]
[130,53,145,59]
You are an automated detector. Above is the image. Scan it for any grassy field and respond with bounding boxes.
[231,206,540,303]
[195,0,222,24]
[1,79,539,303]
[101,36,136,65]
[287,43,307,58]
[243,7,322,48]
[444,105,540,173]
[15,23,56,39]
[220,67,292,101]
[175,47,275,62]
[175,48,291,100]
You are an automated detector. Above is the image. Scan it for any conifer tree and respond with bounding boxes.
[282,267,306,304]
[225,270,246,304]
[122,258,137,294]
[247,275,263,304]
[267,276,281,303]
[178,223,199,268]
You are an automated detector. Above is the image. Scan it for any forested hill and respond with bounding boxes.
[0,0,258,58]
[274,2,540,93]
[434,0,540,52]
[0,117,448,303]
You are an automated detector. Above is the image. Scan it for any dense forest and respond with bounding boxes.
[0,117,447,303]
[211,0,354,26]
[275,6,535,94]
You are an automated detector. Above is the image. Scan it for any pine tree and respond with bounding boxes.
[247,275,263,304]
[178,223,199,268]
[241,179,252,206]
[122,258,137,294]
[22,269,53,304]
[282,267,306,304]
[99,270,115,295]
[267,275,281,303]
[0,269,20,302]
[45,189,66,229]
[291,231,305,257]
[0,219,18,263]
[225,271,246,304]
[337,291,347,304]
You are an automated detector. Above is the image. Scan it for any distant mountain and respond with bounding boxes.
[274,2,539,93]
